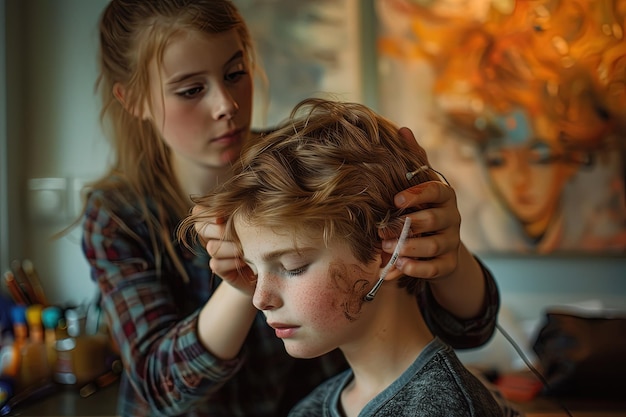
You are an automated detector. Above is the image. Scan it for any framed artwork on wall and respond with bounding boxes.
[233,0,625,256]
[375,0,626,255]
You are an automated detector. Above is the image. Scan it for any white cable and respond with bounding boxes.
[364,216,412,301]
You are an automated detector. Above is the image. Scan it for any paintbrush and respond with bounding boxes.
[10,260,36,305]
[22,259,47,306]
[2,271,28,305]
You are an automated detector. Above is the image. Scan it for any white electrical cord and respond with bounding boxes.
[364,216,412,301]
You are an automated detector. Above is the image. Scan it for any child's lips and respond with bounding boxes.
[268,322,299,338]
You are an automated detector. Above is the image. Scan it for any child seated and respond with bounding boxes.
[184,98,518,417]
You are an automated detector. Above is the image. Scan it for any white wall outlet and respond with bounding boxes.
[28,177,69,224]
[69,177,92,219]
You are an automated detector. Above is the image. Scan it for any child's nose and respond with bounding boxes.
[252,273,281,311]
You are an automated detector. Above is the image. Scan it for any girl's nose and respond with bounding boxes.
[211,85,239,120]
[252,274,281,311]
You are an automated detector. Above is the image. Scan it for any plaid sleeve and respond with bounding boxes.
[420,257,500,349]
[81,191,243,415]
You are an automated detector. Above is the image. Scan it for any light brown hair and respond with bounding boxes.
[88,0,255,280]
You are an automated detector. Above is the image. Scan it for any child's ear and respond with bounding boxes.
[113,82,149,120]
[381,265,404,282]
[112,82,128,107]
[378,251,404,282]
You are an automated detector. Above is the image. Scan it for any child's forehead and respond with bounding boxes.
[233,216,331,245]
[234,216,313,236]
[234,221,325,254]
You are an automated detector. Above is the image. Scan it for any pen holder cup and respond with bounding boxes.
[55,333,112,386]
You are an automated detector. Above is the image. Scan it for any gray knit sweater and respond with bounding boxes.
[288,338,511,417]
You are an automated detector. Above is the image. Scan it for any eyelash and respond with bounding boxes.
[245,264,308,280]
[177,86,203,99]
[226,69,248,83]
[175,68,249,100]
[284,265,308,277]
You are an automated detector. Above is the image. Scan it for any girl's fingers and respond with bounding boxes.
[394,252,457,280]
[394,181,456,208]
[205,238,239,258]
[384,223,460,280]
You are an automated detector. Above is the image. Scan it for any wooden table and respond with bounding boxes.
[2,382,119,416]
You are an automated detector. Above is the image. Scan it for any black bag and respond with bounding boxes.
[532,310,626,399]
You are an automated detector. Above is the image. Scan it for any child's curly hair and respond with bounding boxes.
[179,98,441,295]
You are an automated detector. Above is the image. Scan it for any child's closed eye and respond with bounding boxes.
[284,265,308,277]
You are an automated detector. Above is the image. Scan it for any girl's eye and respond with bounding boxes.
[176,86,204,99]
[225,62,248,83]
[225,69,248,83]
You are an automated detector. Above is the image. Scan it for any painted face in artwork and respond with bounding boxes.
[482,109,578,240]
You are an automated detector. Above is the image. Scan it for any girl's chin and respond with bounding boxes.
[220,147,243,165]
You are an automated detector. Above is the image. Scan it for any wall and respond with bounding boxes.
[3,0,110,306]
[2,0,625,366]
[0,0,7,274]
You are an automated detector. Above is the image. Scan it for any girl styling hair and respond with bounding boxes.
[182,98,441,294]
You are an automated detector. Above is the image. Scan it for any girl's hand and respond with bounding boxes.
[193,210,256,296]
[384,127,462,281]
[385,180,461,281]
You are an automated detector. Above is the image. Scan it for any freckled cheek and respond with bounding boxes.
[299,287,347,328]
